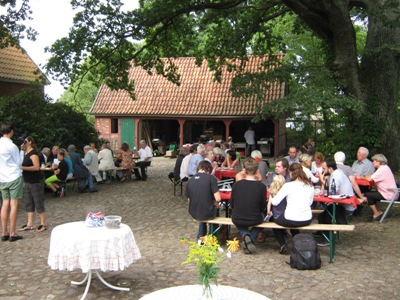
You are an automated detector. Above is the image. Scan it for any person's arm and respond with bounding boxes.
[349,175,364,199]
[355,174,373,181]
[213,191,221,202]
[21,154,40,171]
[231,159,239,168]
[82,153,92,165]
[270,184,289,206]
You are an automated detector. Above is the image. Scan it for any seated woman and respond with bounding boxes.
[359,154,398,220]
[311,152,324,175]
[270,163,314,254]
[115,142,134,182]
[212,147,225,167]
[299,154,320,184]
[44,150,69,198]
[221,150,238,169]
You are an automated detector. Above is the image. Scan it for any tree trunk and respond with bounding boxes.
[358,3,400,171]
[283,0,400,170]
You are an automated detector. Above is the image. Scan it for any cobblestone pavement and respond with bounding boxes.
[0,157,399,300]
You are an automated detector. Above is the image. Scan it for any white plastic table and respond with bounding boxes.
[48,221,141,300]
[139,284,270,300]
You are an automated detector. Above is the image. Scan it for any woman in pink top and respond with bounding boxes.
[358,154,398,220]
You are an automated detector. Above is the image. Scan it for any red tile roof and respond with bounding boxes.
[0,45,49,84]
[91,55,285,117]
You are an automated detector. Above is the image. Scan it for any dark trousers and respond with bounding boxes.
[364,191,384,205]
[134,161,151,179]
[273,214,312,246]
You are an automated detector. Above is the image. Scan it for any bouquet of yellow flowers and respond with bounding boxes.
[181,235,239,298]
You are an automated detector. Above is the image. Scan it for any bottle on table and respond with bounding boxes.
[323,179,329,197]
[331,178,336,196]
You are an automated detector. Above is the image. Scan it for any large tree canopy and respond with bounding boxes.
[1,0,399,168]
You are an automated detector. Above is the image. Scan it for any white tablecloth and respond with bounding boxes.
[48,222,141,273]
[139,285,270,300]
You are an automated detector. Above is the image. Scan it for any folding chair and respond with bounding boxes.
[379,187,400,223]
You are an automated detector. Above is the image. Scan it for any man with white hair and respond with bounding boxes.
[134,140,153,181]
[351,147,375,195]
[188,144,205,176]
[352,147,375,177]
[83,145,102,184]
[334,151,365,215]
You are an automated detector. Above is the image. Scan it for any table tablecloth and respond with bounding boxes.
[48,222,141,273]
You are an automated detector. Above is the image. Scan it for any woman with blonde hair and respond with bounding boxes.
[299,153,319,184]
[270,163,314,254]
[311,152,324,175]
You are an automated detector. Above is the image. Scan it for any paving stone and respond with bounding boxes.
[0,157,399,299]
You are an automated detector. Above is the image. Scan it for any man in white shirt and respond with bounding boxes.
[83,145,102,184]
[134,140,153,181]
[244,126,255,157]
[180,145,196,179]
[0,122,24,242]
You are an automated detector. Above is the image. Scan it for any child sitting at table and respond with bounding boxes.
[45,150,68,198]
[267,174,286,219]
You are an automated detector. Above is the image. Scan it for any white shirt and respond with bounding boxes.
[329,168,354,212]
[180,153,192,179]
[311,161,323,174]
[271,181,313,221]
[0,137,23,183]
[244,129,255,145]
[138,146,153,162]
[302,166,319,183]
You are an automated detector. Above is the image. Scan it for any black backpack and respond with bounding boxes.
[289,233,321,270]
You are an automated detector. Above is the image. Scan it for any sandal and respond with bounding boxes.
[18,225,34,231]
[36,225,47,232]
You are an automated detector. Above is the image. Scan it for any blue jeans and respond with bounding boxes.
[79,174,94,190]
[235,225,263,241]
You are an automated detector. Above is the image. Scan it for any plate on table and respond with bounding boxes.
[219,188,232,192]
[328,195,346,200]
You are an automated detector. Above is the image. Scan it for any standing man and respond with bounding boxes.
[0,122,24,242]
[244,126,256,157]
[185,161,221,243]
[134,140,153,181]
[284,146,300,166]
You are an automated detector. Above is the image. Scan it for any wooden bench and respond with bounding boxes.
[195,217,355,263]
[57,177,76,196]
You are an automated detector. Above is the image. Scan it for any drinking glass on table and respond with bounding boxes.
[314,185,321,198]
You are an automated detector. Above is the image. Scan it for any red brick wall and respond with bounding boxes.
[95,117,120,152]
[0,82,44,97]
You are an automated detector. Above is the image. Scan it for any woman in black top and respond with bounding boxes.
[44,150,69,198]
[20,136,46,232]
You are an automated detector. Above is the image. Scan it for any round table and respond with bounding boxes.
[48,221,141,300]
[139,284,270,300]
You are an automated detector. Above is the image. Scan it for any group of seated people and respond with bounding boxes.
[169,141,239,183]
[40,139,153,195]
[185,143,398,254]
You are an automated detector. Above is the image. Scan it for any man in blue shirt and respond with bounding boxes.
[188,144,205,176]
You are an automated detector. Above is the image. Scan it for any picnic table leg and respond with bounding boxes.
[329,230,335,263]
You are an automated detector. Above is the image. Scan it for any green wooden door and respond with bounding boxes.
[120,118,135,150]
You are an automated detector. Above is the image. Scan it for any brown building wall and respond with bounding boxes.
[0,81,44,97]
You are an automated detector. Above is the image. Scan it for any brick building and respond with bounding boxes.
[0,45,49,97]
[90,56,287,156]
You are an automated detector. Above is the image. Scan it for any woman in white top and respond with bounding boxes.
[311,152,324,175]
[299,153,320,184]
[270,162,314,254]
